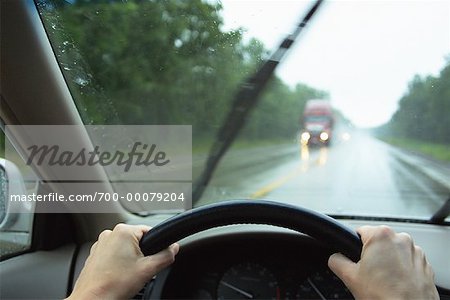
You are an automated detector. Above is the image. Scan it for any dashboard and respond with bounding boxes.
[2,221,449,299]
[144,232,353,299]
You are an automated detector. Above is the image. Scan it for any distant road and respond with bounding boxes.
[197,133,450,219]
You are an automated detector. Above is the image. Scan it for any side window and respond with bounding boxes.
[0,130,37,259]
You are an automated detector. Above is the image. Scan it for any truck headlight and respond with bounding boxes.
[301,132,311,141]
[320,132,329,141]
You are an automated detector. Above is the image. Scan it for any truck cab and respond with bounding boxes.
[300,99,334,146]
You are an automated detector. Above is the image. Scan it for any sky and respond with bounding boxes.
[219,0,450,127]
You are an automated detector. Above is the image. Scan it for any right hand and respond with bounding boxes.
[328,225,438,299]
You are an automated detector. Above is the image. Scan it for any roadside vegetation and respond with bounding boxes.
[0,134,3,157]
[3,0,447,163]
[376,60,450,162]
[36,0,327,148]
[379,137,450,163]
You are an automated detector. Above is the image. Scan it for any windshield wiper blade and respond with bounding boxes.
[430,197,450,224]
[192,0,324,204]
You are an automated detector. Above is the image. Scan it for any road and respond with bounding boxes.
[197,133,450,219]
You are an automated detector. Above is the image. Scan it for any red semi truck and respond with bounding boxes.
[300,99,334,146]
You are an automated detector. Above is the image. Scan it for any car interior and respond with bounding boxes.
[1,0,450,299]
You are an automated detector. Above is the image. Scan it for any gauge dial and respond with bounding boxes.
[296,269,353,299]
[217,262,280,299]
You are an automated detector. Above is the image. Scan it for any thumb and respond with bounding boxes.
[141,244,179,279]
[328,253,357,288]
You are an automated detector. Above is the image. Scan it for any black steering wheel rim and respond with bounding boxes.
[140,200,362,262]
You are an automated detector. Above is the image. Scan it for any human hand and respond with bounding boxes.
[328,225,438,300]
[67,224,179,300]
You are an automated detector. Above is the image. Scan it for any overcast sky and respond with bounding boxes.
[219,0,450,127]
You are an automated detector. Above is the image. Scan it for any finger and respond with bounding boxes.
[413,245,428,268]
[356,225,377,244]
[134,225,152,239]
[90,241,98,253]
[98,229,112,241]
[112,224,152,241]
[152,243,179,262]
[328,253,357,288]
[142,243,179,273]
[397,232,414,245]
[85,242,98,265]
[426,260,436,280]
[130,225,152,243]
[357,225,394,245]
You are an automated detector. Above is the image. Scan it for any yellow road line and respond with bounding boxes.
[249,145,329,199]
[249,165,305,199]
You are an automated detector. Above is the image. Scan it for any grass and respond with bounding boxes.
[380,137,450,163]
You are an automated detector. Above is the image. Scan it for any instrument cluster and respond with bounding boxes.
[146,232,354,299]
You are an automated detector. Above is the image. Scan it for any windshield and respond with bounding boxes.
[36,0,450,220]
[304,116,331,123]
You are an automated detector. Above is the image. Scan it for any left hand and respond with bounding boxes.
[67,224,179,300]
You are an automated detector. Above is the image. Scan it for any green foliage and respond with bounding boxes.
[38,0,327,143]
[386,62,450,144]
[0,131,4,158]
[380,137,450,163]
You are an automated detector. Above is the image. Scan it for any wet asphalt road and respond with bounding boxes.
[198,133,450,219]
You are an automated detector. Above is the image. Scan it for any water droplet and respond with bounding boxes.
[63,66,71,71]
[174,39,183,48]
[75,77,89,86]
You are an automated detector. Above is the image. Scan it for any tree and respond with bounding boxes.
[38,0,328,142]
[385,61,450,144]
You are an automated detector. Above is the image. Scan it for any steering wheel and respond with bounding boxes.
[140,200,362,262]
